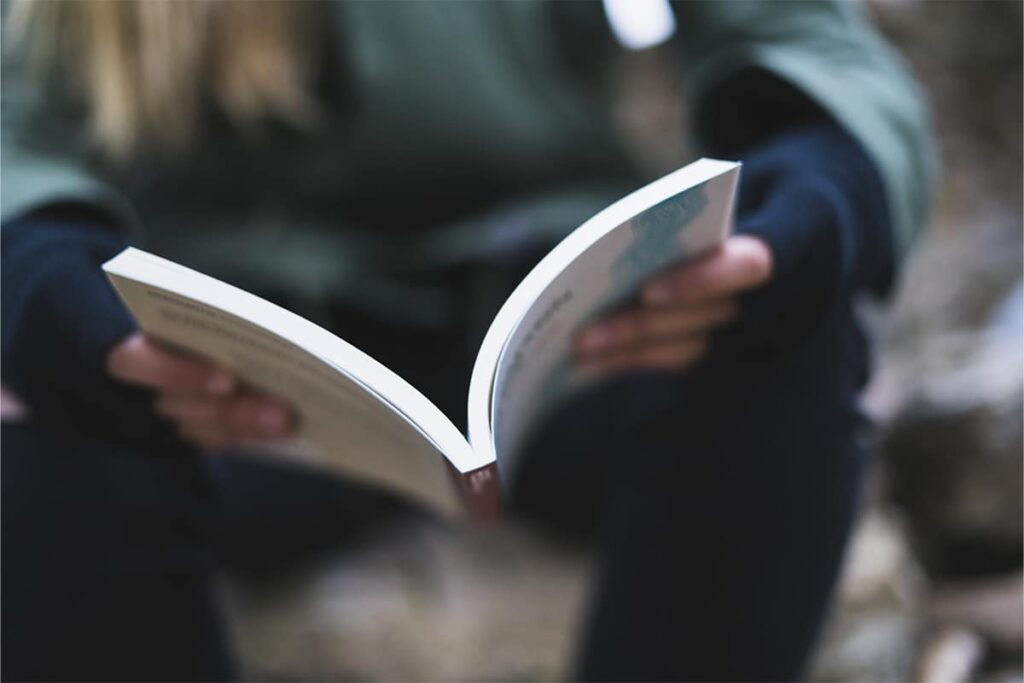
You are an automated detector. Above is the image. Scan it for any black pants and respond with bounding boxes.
[1,290,870,682]
[515,296,871,680]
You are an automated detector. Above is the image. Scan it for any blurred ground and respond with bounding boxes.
[222,2,1024,680]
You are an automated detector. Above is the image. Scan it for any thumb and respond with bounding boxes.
[106,333,234,395]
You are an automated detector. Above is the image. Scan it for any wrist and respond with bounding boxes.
[2,214,141,433]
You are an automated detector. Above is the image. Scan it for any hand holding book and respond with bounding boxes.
[107,333,295,451]
[574,234,772,374]
[104,158,741,518]
[106,235,769,454]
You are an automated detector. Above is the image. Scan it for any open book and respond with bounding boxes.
[103,159,740,520]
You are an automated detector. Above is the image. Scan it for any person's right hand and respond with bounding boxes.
[106,332,293,451]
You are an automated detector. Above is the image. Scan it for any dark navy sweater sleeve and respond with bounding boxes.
[2,208,173,443]
[696,68,893,341]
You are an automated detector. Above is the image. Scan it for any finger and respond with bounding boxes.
[177,422,234,452]
[226,395,293,439]
[159,393,293,439]
[577,299,736,356]
[642,235,773,306]
[108,334,235,395]
[153,394,229,425]
[582,336,708,374]
[158,392,293,443]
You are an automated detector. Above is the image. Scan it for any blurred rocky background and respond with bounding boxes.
[222,2,1023,680]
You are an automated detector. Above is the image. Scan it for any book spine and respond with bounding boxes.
[452,462,502,523]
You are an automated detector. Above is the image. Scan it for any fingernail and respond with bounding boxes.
[644,282,673,304]
[580,326,611,351]
[206,372,234,395]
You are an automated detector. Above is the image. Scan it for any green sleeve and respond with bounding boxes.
[676,0,938,255]
[0,31,139,232]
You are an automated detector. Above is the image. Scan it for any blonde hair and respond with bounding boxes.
[8,0,321,161]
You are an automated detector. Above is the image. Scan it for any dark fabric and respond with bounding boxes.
[507,121,890,680]
[208,454,416,576]
[0,423,229,682]
[1,300,870,682]
[513,297,870,681]
[735,123,895,303]
[0,209,180,445]
[696,67,834,159]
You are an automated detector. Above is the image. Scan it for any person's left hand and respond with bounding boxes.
[574,234,773,373]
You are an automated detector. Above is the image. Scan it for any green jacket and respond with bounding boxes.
[2,1,935,320]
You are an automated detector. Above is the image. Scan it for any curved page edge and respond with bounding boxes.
[466,158,739,470]
[104,248,483,473]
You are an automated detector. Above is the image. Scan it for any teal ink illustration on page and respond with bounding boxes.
[607,184,709,308]
[611,184,709,287]
[537,184,711,420]
[494,176,724,457]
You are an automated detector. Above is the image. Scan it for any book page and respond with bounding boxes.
[104,249,489,518]
[468,159,740,477]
